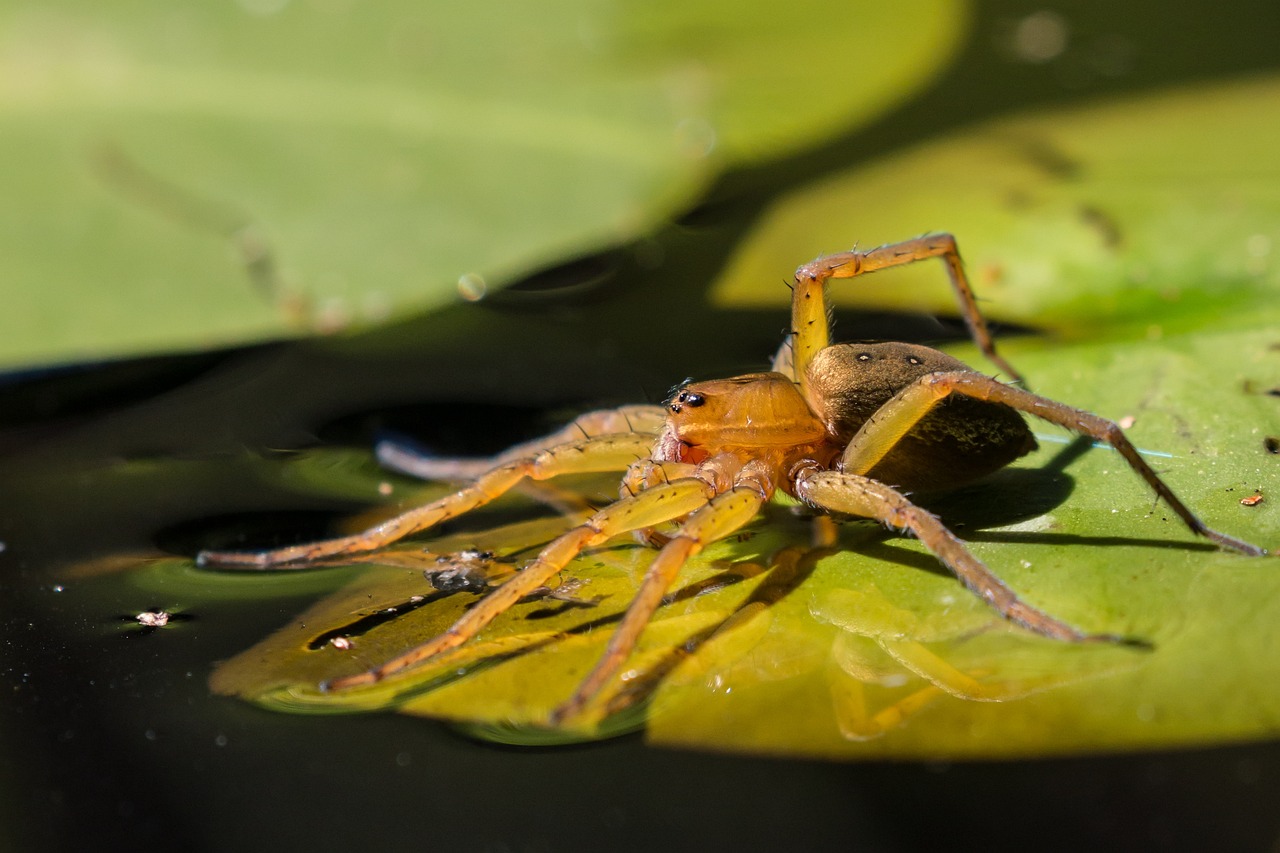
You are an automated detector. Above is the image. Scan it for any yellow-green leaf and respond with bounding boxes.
[711,75,1280,339]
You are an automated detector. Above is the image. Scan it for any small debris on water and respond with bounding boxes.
[136,610,171,628]
[427,550,500,593]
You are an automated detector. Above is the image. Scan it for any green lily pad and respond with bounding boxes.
[711,75,1280,340]
[203,77,1280,759]
[0,0,965,369]
[205,319,1279,758]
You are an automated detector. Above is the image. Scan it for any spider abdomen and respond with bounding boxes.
[806,342,1037,492]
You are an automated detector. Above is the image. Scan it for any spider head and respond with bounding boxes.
[665,372,826,450]
[666,382,707,415]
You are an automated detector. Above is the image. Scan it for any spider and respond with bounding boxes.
[198,234,1266,725]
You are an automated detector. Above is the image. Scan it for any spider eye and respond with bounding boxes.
[907,355,922,365]
[683,393,706,408]
[856,353,872,362]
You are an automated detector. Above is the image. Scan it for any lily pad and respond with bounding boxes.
[203,78,1280,759]
[711,75,1280,340]
[206,319,1280,758]
[0,0,965,369]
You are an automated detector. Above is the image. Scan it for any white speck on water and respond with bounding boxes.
[1010,11,1069,63]
[457,273,487,302]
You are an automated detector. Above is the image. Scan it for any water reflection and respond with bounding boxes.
[814,583,1146,741]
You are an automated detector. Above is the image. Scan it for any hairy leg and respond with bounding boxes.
[198,433,656,568]
[550,479,770,723]
[837,371,1264,556]
[377,405,666,481]
[325,476,718,690]
[794,467,1115,642]
[788,235,1022,390]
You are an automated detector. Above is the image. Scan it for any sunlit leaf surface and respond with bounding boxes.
[199,77,1280,759]
[0,0,964,368]
[712,75,1280,340]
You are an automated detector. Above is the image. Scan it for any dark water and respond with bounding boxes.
[4,2,1280,850]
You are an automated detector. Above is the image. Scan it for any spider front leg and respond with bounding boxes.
[840,371,1265,557]
[325,475,719,691]
[196,432,656,569]
[794,466,1111,642]
[550,472,771,724]
[787,234,1023,390]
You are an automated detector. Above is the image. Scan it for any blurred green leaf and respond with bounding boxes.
[0,0,966,368]
[712,75,1280,339]
[204,77,1280,759]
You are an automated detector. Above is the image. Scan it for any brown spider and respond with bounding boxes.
[198,234,1266,725]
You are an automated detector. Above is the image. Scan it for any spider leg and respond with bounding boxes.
[621,459,700,546]
[377,404,666,481]
[551,480,770,724]
[789,234,1022,389]
[839,370,1265,556]
[324,476,718,690]
[794,468,1108,642]
[196,433,656,569]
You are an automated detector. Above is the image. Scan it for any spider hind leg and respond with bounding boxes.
[794,467,1121,643]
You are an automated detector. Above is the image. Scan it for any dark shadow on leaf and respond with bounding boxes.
[305,590,452,650]
[915,435,1096,531]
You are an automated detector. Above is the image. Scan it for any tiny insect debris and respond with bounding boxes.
[198,234,1269,725]
[426,549,502,593]
[1242,492,1265,507]
[135,609,171,628]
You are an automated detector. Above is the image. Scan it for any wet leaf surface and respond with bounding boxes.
[205,315,1280,758]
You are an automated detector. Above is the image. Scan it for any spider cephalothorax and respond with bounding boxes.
[199,233,1265,725]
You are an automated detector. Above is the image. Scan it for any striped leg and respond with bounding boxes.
[787,235,1022,389]
[376,405,666,481]
[551,482,769,723]
[325,476,718,690]
[837,371,1264,556]
[197,433,655,569]
[794,467,1112,643]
